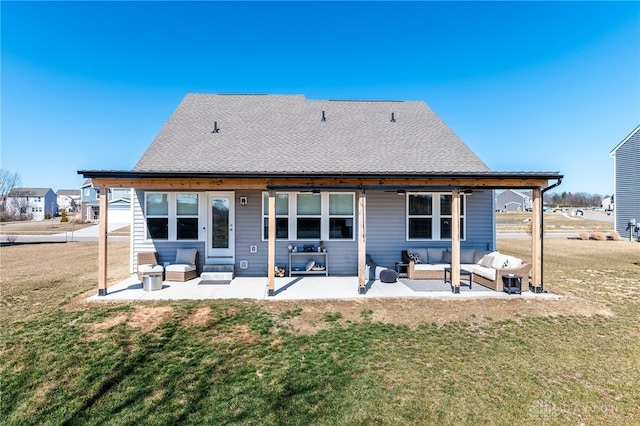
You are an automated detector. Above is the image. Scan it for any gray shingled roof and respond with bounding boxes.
[133,94,491,174]
[8,188,53,197]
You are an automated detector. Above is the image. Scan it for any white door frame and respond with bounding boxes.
[206,191,235,261]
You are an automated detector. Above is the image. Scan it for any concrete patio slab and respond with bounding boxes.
[89,275,560,301]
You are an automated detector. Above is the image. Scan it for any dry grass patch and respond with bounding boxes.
[498,238,640,307]
[497,211,613,234]
[1,241,130,318]
[182,306,213,327]
[261,295,612,335]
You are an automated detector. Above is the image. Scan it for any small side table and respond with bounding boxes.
[444,267,472,290]
[502,274,522,294]
[395,262,408,278]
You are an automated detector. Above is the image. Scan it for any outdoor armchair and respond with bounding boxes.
[137,252,164,281]
[165,248,199,282]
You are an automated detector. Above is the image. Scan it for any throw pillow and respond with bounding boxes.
[408,252,422,264]
[427,248,445,263]
[442,250,452,264]
[474,250,489,264]
[504,256,522,269]
[479,255,494,268]
[491,253,509,270]
[305,260,316,271]
[460,249,476,264]
[175,248,197,265]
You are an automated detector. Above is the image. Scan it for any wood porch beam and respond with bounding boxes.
[90,177,552,191]
[451,189,461,293]
[357,189,367,293]
[98,187,108,296]
[267,190,276,296]
[531,188,542,291]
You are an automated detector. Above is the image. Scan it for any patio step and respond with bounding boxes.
[200,264,234,284]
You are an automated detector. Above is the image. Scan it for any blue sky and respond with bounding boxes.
[2,1,639,196]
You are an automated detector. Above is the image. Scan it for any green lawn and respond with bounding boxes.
[1,239,639,425]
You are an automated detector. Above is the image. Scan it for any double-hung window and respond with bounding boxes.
[408,194,433,239]
[262,193,289,239]
[146,193,169,239]
[407,193,465,240]
[329,194,354,239]
[439,194,465,239]
[145,192,199,240]
[296,194,322,239]
[176,194,199,240]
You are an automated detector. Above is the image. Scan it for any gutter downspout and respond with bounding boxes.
[538,177,563,292]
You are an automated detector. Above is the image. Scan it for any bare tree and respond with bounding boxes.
[0,169,22,221]
[7,189,34,221]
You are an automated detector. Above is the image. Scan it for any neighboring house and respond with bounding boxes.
[601,195,614,211]
[5,188,57,221]
[610,125,640,240]
[56,189,81,214]
[79,179,132,223]
[495,189,532,212]
[79,93,562,296]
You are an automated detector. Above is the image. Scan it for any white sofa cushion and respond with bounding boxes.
[138,264,163,274]
[166,264,196,273]
[473,265,496,281]
[414,263,449,271]
[461,265,475,273]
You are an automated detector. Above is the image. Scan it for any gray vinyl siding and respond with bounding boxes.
[235,189,269,276]
[131,188,496,277]
[614,129,640,237]
[364,190,494,270]
[495,190,530,212]
[235,190,358,276]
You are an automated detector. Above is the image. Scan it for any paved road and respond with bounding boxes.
[498,232,579,239]
[1,222,130,243]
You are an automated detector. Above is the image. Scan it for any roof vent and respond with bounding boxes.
[390,112,396,123]
[212,121,220,133]
[321,111,326,122]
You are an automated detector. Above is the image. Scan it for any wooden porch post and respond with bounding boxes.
[451,189,461,293]
[267,190,276,296]
[358,189,367,294]
[97,186,108,296]
[531,188,542,291]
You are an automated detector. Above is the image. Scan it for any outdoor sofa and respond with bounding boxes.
[401,248,531,291]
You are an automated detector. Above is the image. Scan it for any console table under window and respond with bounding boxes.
[288,252,329,277]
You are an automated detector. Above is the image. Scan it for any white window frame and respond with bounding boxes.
[261,191,356,242]
[262,193,290,240]
[176,193,200,241]
[406,192,466,241]
[145,192,202,241]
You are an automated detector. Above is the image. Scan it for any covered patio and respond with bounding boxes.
[89,274,560,301]
[79,94,563,299]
